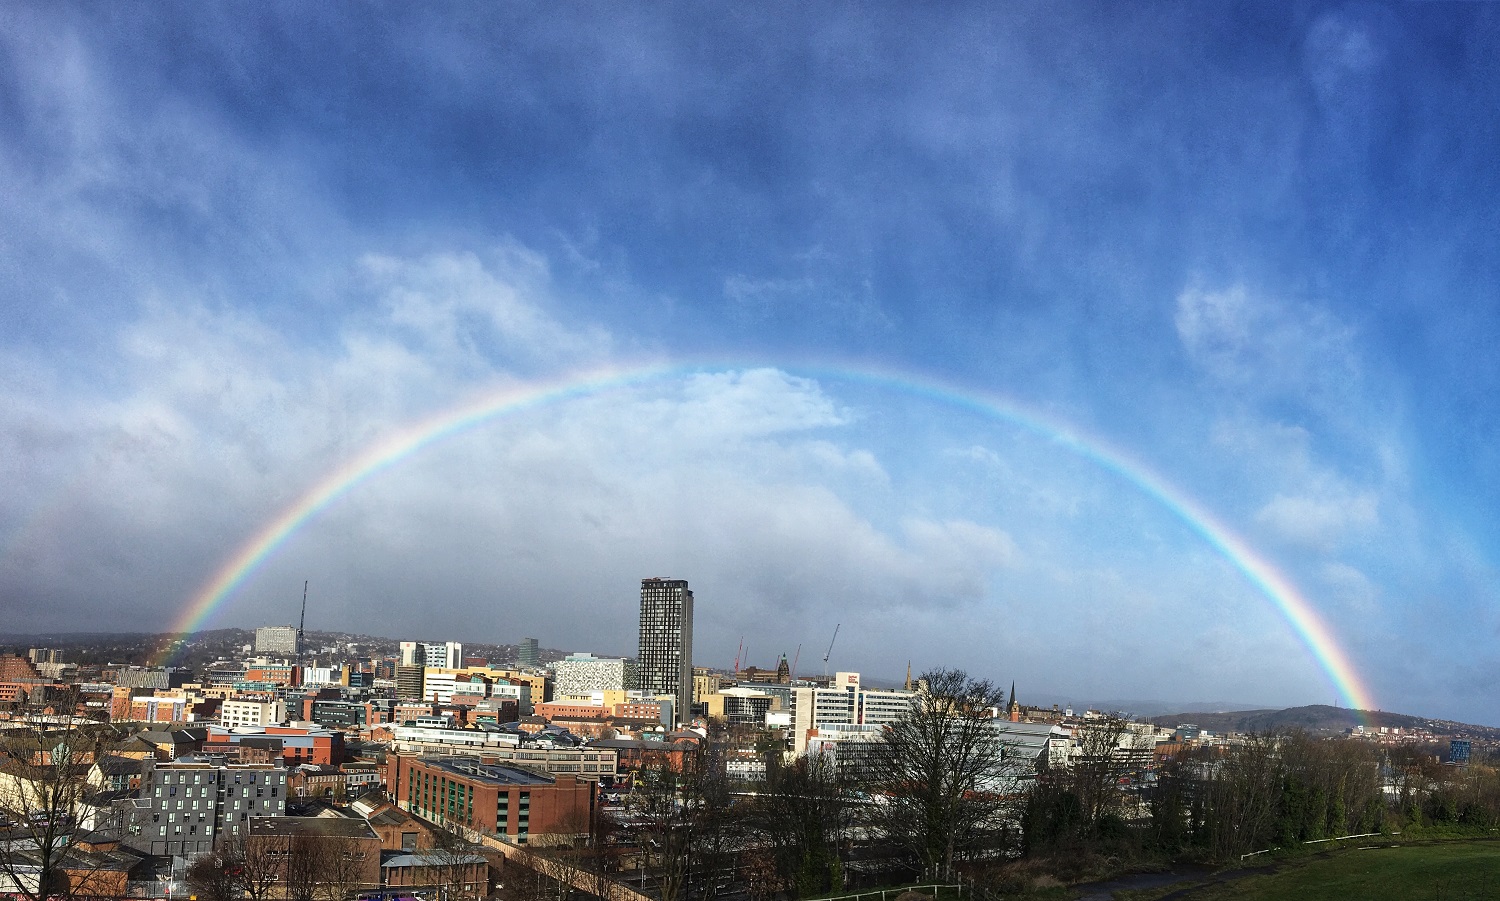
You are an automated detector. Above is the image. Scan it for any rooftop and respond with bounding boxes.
[248,816,378,839]
[420,756,554,786]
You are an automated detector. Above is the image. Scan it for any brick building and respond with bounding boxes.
[386,754,594,844]
[246,816,381,896]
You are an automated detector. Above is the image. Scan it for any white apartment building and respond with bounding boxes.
[220,698,287,728]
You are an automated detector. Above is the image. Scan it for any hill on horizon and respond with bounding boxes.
[1150,704,1500,740]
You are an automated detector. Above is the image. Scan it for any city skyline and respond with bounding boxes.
[3,5,1500,723]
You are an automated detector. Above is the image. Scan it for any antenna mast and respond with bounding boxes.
[297,581,308,657]
[822,623,840,679]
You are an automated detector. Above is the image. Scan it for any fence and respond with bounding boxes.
[1240,830,1403,860]
[815,883,963,901]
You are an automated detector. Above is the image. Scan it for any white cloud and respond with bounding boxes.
[1255,491,1378,551]
[1318,561,1379,615]
[361,245,612,371]
[1174,283,1359,406]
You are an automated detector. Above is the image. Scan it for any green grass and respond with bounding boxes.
[1117,840,1500,901]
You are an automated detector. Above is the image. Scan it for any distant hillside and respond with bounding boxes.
[0,627,578,667]
[1150,704,1500,741]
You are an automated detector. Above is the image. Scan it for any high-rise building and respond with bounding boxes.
[399,640,463,669]
[637,577,693,722]
[395,665,426,701]
[518,637,540,668]
[255,625,299,656]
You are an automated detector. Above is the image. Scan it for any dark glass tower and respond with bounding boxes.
[637,577,694,723]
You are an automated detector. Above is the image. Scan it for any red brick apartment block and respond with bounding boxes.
[386,754,593,843]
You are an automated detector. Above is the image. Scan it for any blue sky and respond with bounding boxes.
[2,3,1499,721]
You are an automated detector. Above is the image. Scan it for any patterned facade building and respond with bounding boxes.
[553,654,629,698]
[254,625,300,656]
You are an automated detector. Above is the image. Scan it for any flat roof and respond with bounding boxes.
[418,756,554,786]
[248,817,378,839]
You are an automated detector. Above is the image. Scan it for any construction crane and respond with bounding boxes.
[790,643,802,680]
[733,637,744,673]
[822,623,840,679]
[296,581,308,658]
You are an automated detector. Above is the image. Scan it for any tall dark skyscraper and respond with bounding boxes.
[638,577,694,722]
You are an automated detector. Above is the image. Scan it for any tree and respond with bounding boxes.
[315,832,379,901]
[283,834,324,901]
[185,847,243,901]
[0,701,118,901]
[231,829,287,901]
[1068,715,1132,832]
[420,829,486,901]
[872,669,1014,881]
[627,762,695,901]
[749,753,851,898]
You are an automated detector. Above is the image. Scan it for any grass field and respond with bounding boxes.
[1118,840,1500,900]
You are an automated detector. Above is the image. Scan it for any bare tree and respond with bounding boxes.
[872,669,1013,881]
[687,730,743,901]
[420,828,487,901]
[316,833,378,901]
[0,702,117,901]
[184,847,242,901]
[1069,716,1132,830]
[749,753,851,898]
[284,834,324,901]
[627,762,696,901]
[232,829,286,901]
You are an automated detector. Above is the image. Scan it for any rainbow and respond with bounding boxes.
[155,362,1377,713]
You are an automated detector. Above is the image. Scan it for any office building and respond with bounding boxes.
[254,625,299,656]
[399,640,463,669]
[637,577,694,721]
[395,665,426,701]
[791,672,916,754]
[518,637,540,668]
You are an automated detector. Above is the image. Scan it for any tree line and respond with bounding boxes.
[570,670,1500,901]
